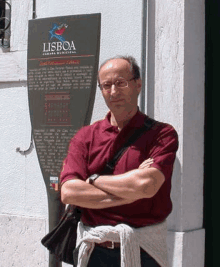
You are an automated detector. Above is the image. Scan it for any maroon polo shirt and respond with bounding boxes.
[60,110,178,227]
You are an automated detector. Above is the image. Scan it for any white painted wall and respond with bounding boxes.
[0,0,205,266]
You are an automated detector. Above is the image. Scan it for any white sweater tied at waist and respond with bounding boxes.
[75,220,169,267]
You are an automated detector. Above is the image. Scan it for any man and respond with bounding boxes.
[60,56,178,267]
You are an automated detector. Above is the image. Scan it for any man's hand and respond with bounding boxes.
[138,158,154,169]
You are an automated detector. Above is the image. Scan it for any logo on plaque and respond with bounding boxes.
[50,23,68,42]
[43,23,76,55]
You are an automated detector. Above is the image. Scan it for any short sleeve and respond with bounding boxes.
[60,129,89,185]
[149,125,178,180]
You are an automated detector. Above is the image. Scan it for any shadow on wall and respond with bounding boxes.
[167,157,182,265]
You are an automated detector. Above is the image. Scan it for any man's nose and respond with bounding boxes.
[110,84,119,96]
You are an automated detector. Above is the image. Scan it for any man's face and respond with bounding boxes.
[98,59,142,115]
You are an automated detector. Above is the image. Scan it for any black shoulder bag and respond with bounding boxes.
[41,117,156,265]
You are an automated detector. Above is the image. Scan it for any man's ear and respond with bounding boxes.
[136,78,142,94]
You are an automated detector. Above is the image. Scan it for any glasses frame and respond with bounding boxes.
[99,77,136,92]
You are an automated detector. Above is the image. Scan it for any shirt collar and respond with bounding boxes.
[101,108,148,133]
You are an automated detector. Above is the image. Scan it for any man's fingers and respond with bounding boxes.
[139,158,154,169]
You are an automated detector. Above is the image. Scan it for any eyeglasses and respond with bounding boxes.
[99,77,135,92]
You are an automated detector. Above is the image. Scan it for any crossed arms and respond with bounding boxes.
[61,158,165,209]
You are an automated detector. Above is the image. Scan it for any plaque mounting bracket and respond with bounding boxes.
[32,0,36,19]
[16,132,34,156]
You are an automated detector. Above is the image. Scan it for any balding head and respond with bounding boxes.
[98,55,141,85]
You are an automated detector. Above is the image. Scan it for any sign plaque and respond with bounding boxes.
[27,13,101,266]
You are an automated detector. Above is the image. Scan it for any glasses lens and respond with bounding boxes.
[100,79,129,90]
[102,83,112,90]
[115,80,128,88]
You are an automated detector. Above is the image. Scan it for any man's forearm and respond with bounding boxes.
[90,167,165,200]
[61,178,134,209]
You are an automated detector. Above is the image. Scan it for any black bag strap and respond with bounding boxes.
[103,117,156,174]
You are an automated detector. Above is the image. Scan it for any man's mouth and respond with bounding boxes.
[110,99,124,103]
